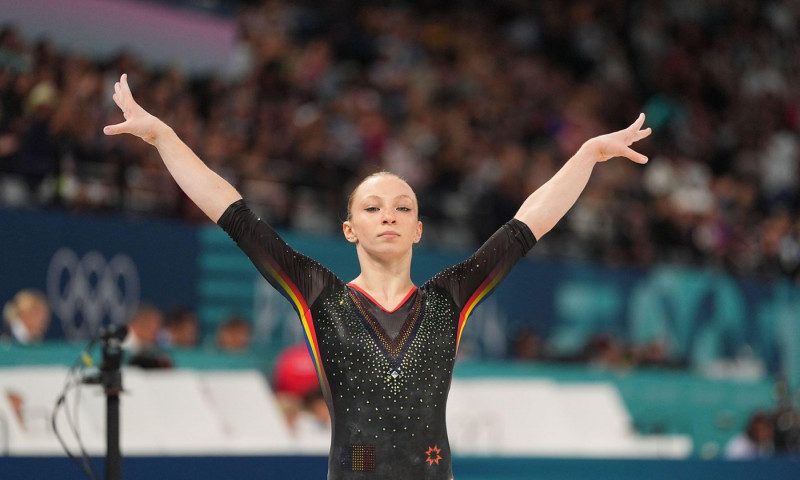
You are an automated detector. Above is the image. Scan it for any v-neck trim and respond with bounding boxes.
[347,288,424,367]
[346,283,418,313]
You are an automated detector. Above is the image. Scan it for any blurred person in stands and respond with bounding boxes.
[631,336,688,369]
[579,333,630,369]
[215,315,251,352]
[510,327,545,362]
[161,306,199,348]
[1,289,50,344]
[725,411,775,460]
[104,73,650,479]
[124,303,172,369]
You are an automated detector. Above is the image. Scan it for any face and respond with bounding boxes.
[132,309,163,344]
[17,296,50,341]
[171,321,198,347]
[218,324,250,351]
[343,175,422,257]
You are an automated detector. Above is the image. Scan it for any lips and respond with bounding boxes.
[379,231,399,238]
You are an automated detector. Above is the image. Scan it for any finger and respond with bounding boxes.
[103,121,129,136]
[629,112,646,131]
[623,146,648,164]
[635,127,653,141]
[118,74,139,111]
[629,126,652,144]
[121,73,131,94]
[114,82,125,105]
[112,91,124,111]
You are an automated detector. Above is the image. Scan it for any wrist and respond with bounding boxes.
[576,139,602,164]
[149,119,173,147]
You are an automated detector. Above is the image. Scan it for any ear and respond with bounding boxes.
[413,220,423,244]
[343,221,358,243]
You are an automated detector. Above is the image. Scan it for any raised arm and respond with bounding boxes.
[103,74,241,222]
[514,113,651,240]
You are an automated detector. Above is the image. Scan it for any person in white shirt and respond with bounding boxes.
[2,289,50,344]
[725,411,774,460]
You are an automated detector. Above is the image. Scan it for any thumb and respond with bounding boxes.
[623,146,648,164]
[103,122,127,136]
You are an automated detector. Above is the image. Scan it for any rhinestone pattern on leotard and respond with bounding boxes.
[315,284,459,479]
[347,287,423,362]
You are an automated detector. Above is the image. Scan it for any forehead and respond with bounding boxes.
[354,175,417,203]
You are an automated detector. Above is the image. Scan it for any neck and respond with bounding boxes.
[351,249,415,307]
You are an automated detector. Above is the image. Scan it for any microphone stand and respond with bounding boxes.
[84,326,126,480]
[101,332,124,480]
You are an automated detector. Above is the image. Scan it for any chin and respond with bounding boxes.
[369,244,412,257]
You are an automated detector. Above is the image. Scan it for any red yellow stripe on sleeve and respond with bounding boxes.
[455,265,510,354]
[260,259,327,391]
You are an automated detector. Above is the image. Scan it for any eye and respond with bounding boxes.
[365,206,379,212]
[396,206,412,212]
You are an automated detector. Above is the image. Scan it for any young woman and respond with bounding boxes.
[104,73,650,479]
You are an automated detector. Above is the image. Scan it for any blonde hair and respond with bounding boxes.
[3,289,48,326]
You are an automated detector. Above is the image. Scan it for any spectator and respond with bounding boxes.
[161,306,199,348]
[511,327,545,362]
[215,315,251,352]
[579,333,630,369]
[124,303,172,369]
[1,289,50,344]
[725,411,775,460]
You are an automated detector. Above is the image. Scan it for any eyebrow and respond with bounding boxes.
[361,194,415,202]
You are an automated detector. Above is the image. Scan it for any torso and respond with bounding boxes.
[313,283,457,479]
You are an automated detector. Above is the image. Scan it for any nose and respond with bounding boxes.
[382,209,396,224]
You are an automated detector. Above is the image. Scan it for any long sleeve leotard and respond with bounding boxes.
[218,199,536,479]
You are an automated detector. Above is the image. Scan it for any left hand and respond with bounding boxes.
[582,113,652,164]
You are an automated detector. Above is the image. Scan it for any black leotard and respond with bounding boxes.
[218,199,536,479]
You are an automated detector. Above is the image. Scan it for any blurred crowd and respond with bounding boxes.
[0,288,252,359]
[2,0,800,280]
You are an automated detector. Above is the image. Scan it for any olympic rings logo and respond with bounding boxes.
[46,248,140,340]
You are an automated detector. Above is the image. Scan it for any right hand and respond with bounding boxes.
[103,73,162,145]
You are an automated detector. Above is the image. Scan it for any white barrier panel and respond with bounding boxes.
[0,368,690,457]
[0,366,97,455]
[446,379,692,458]
[199,371,303,454]
[0,367,312,456]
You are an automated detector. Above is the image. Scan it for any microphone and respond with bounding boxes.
[80,324,128,385]
[99,324,128,343]
[79,324,128,374]
[84,324,129,354]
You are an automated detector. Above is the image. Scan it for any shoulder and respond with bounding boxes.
[419,281,454,302]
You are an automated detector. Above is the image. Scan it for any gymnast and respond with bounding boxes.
[104,73,650,479]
